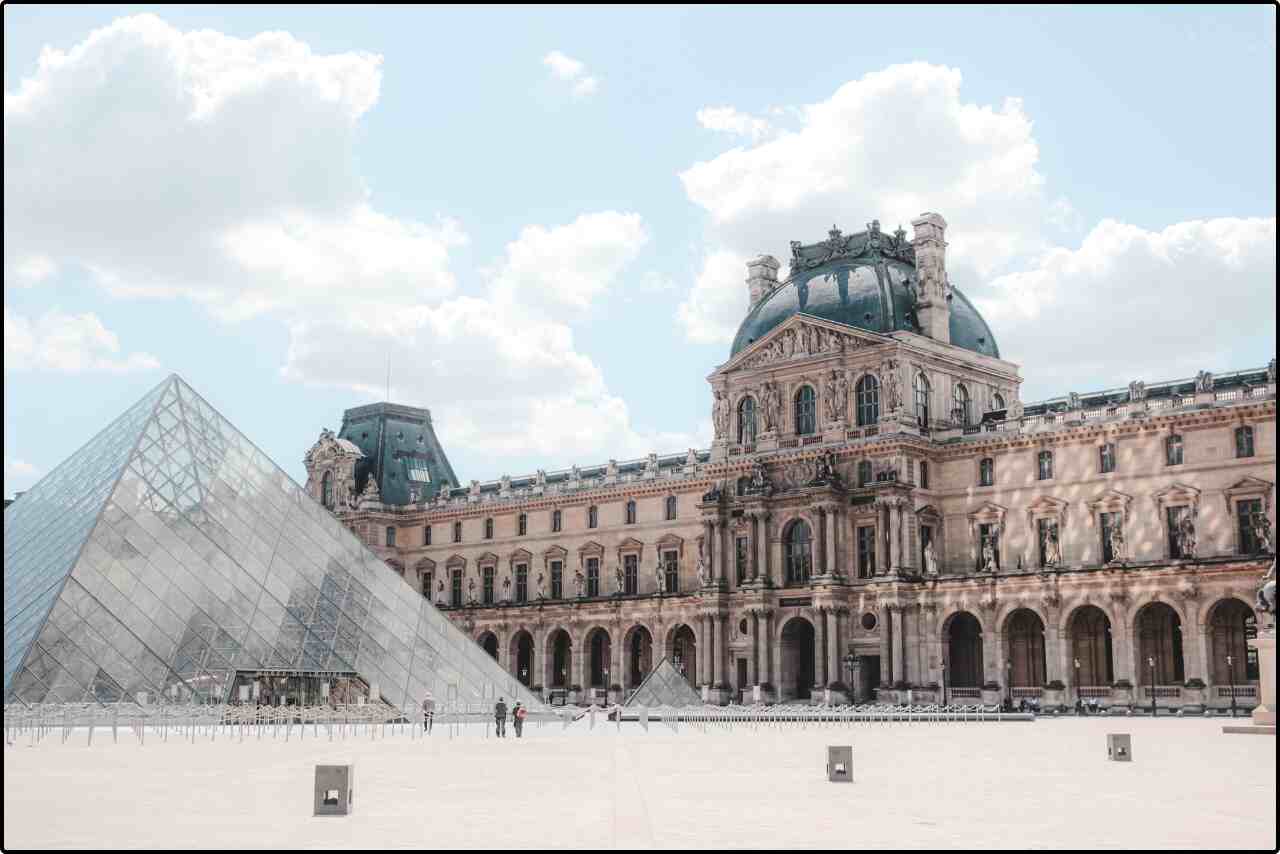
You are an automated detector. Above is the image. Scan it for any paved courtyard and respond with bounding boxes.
[3,716,1274,849]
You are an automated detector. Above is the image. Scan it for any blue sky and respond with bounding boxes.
[4,5,1276,497]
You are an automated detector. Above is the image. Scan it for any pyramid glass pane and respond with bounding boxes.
[623,657,702,707]
[4,375,543,711]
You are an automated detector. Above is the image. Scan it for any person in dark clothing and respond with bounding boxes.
[421,692,435,733]
[512,702,525,738]
[494,698,508,737]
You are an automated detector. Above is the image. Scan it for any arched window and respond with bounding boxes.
[736,477,750,497]
[794,386,817,435]
[855,375,880,426]
[783,520,813,585]
[385,526,396,547]
[484,518,494,539]
[665,496,678,521]
[321,471,333,508]
[914,373,931,427]
[625,500,637,525]
[992,393,1006,412]
[518,513,527,536]
[738,397,757,444]
[587,506,598,529]
[1037,450,1054,481]
[552,509,563,532]
[953,383,971,426]
[1235,426,1255,458]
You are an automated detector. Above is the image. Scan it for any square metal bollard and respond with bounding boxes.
[314,764,355,816]
[1106,734,1132,762]
[827,746,853,782]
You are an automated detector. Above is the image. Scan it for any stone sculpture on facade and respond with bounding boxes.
[536,572,545,600]
[1007,399,1024,420]
[1108,524,1128,564]
[1254,513,1274,554]
[685,447,699,466]
[655,562,666,594]
[760,381,781,432]
[436,579,445,605]
[1195,370,1215,393]
[981,539,998,573]
[357,475,381,508]
[1176,511,1198,559]
[697,552,710,587]
[468,577,477,605]
[881,359,901,413]
[823,370,843,423]
[748,459,774,495]
[1042,522,1062,568]
[1128,380,1146,402]
[574,570,585,598]
[1257,560,1277,620]
[615,565,625,595]
[502,575,512,603]
[645,453,659,476]
[923,540,939,576]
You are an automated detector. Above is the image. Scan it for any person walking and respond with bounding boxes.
[512,702,526,738]
[494,697,508,737]
[421,691,435,734]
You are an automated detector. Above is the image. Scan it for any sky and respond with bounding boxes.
[4,5,1276,498]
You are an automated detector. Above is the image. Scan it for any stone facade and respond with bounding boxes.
[305,214,1276,710]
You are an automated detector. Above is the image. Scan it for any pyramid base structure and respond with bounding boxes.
[623,657,703,708]
[3,375,543,715]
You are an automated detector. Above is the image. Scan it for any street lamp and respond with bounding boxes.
[843,653,857,703]
[941,657,949,707]
[1147,656,1157,717]
[602,667,610,706]
[1073,657,1081,714]
[1005,659,1012,711]
[1227,655,1237,718]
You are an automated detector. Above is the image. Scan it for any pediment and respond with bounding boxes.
[617,537,645,552]
[967,501,1008,522]
[1026,495,1069,515]
[1151,482,1201,509]
[1087,489,1133,512]
[1224,475,1273,495]
[413,557,436,572]
[543,544,568,559]
[446,554,467,568]
[718,314,889,375]
[476,551,500,565]
[915,504,940,518]
[577,540,605,556]
[508,547,533,562]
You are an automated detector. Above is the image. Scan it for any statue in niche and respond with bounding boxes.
[697,552,710,587]
[615,564,625,595]
[835,371,850,418]
[981,539,997,573]
[502,575,512,603]
[468,577,477,604]
[881,360,901,412]
[1128,380,1146,402]
[823,371,841,423]
[1042,522,1062,568]
[655,562,666,594]
[1008,399,1024,420]
[574,570,585,598]
[1253,513,1274,554]
[923,540,939,577]
[1256,560,1276,620]
[1108,523,1127,563]
[749,459,773,495]
[436,579,445,604]
[760,381,781,432]
[1176,511,1197,559]
[536,572,545,600]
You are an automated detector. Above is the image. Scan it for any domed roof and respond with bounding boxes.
[730,224,1000,359]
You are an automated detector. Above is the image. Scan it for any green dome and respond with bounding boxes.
[730,255,1000,359]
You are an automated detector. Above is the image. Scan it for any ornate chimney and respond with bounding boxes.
[911,212,951,344]
[746,255,780,312]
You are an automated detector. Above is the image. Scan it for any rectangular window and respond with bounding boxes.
[1236,426,1255,458]
[1166,435,1183,466]
[385,527,397,547]
[857,526,876,579]
[424,525,432,546]
[518,514,527,536]
[735,536,749,584]
[453,521,462,543]
[422,572,433,598]
[588,506,597,529]
[1099,512,1121,563]
[1037,451,1053,481]
[450,570,462,607]
[663,550,679,594]
[1167,506,1186,559]
[623,554,639,595]
[482,567,495,605]
[552,510,562,533]
[484,518,494,539]
[1036,518,1051,567]
[1237,499,1263,555]
[919,461,930,489]
[586,557,600,598]
[515,564,528,603]
[979,458,994,487]
[1099,443,1116,474]
[550,560,563,599]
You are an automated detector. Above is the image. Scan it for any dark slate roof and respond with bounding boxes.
[339,403,459,507]
[730,222,999,359]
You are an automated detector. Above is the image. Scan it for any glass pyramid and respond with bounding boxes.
[623,657,702,708]
[3,374,541,711]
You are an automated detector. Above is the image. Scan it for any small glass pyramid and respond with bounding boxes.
[3,374,540,711]
[623,657,702,708]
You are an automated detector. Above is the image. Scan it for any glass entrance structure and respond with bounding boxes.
[3,374,541,711]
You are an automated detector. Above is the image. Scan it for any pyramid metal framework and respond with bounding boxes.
[3,375,541,710]
[623,657,702,708]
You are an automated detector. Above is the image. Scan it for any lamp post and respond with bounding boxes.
[1073,657,1081,714]
[602,667,610,707]
[941,657,949,707]
[1005,659,1012,711]
[843,653,857,703]
[1147,656,1157,717]
[1227,655,1237,718]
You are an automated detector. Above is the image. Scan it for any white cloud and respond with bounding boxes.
[696,106,773,141]
[4,307,161,374]
[4,457,42,497]
[677,63,1052,343]
[978,216,1277,397]
[489,212,647,314]
[4,14,462,321]
[542,50,599,98]
[677,250,748,344]
[282,211,700,464]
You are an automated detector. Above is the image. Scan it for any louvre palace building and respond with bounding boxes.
[304,213,1276,711]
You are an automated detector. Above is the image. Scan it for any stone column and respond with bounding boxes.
[703,519,716,586]
[1181,599,1206,683]
[609,628,622,700]
[1044,624,1062,685]
[892,606,907,685]
[751,610,761,685]
[1249,629,1276,727]
[766,610,778,690]
[1113,622,1134,683]
[824,505,838,577]
[714,614,726,687]
[697,615,709,686]
[878,604,892,687]
[814,609,826,692]
[717,520,730,586]
[755,511,771,584]
[889,500,902,574]
[826,608,840,690]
